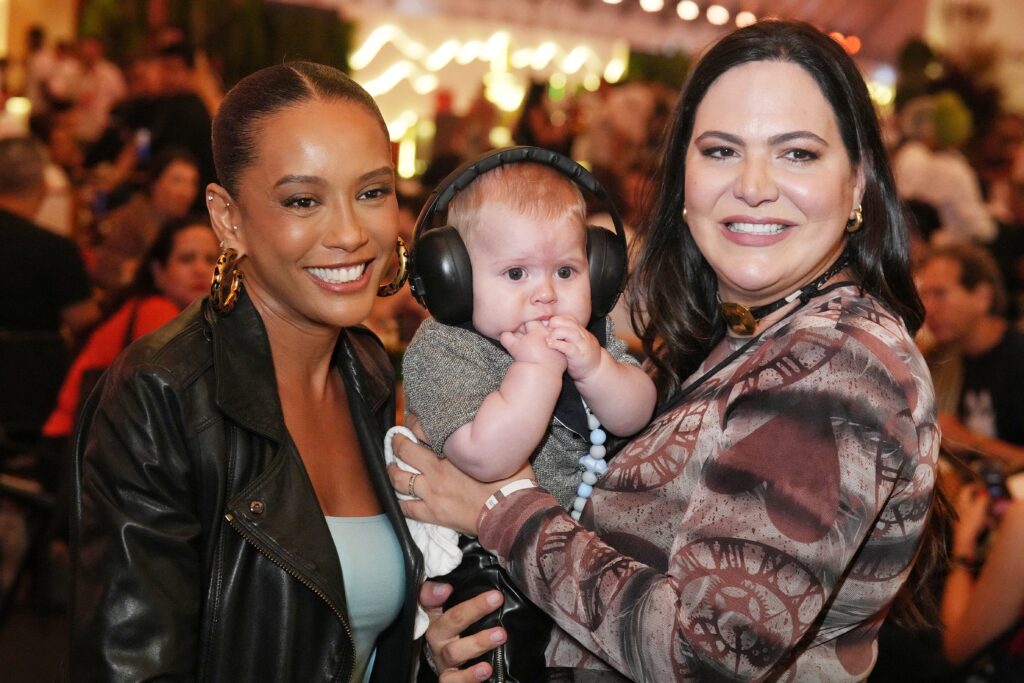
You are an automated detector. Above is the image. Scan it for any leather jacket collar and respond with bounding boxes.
[201,291,392,442]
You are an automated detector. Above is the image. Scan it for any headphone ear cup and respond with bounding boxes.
[586,225,628,320]
[409,225,474,325]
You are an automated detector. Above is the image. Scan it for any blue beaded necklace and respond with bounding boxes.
[571,401,607,521]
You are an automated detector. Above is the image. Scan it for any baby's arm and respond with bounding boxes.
[546,315,655,436]
[444,321,566,481]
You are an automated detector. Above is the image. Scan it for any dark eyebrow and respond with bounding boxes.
[360,166,395,182]
[692,130,829,147]
[768,130,829,146]
[273,166,393,189]
[274,174,323,188]
[693,130,743,146]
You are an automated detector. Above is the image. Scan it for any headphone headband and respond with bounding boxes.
[413,146,627,246]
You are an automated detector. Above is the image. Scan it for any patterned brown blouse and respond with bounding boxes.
[478,286,939,682]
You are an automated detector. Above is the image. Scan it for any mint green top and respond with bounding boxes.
[325,514,405,683]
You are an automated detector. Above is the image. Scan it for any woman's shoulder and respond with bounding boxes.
[785,286,920,356]
[112,299,212,387]
[779,286,934,414]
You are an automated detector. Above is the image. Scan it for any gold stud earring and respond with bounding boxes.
[846,205,863,233]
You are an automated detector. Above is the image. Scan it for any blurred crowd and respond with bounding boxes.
[2,21,1024,682]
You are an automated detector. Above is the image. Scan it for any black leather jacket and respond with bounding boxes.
[70,292,423,682]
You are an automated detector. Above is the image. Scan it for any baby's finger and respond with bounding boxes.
[546,337,577,357]
[548,314,582,328]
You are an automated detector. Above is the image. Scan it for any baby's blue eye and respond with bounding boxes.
[556,266,573,279]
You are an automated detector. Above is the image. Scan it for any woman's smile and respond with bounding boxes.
[305,261,370,287]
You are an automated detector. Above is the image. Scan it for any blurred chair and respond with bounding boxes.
[0,472,57,629]
[0,330,70,628]
[0,330,69,450]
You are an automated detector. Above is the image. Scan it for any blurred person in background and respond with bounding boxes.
[513,80,573,156]
[45,40,83,111]
[90,147,199,293]
[42,216,218,446]
[0,136,98,446]
[99,39,217,205]
[22,25,56,116]
[942,475,1024,680]
[893,92,997,245]
[916,243,1024,466]
[71,37,126,146]
[0,135,98,341]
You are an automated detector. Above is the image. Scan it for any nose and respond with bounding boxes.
[325,200,369,251]
[532,275,557,305]
[734,155,779,206]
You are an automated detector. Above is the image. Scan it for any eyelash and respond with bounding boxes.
[360,185,394,201]
[280,183,395,210]
[283,196,317,209]
[702,146,736,159]
[784,148,819,162]
[700,146,820,164]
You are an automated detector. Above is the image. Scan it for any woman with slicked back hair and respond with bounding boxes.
[71,62,425,682]
[391,21,941,682]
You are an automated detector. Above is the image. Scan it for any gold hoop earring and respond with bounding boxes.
[682,205,688,223]
[846,205,863,233]
[211,248,244,313]
[377,237,409,297]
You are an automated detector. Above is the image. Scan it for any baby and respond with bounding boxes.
[403,159,655,511]
[400,156,656,679]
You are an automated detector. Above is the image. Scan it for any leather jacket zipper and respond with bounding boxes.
[494,642,507,682]
[225,512,355,682]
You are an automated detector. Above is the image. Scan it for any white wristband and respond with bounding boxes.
[484,479,537,510]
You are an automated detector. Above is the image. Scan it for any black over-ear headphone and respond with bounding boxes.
[408,146,628,326]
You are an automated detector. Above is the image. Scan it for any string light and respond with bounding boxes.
[676,1,699,21]
[736,11,757,27]
[397,137,417,179]
[707,4,730,25]
[640,0,665,12]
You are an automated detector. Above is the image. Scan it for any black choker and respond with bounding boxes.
[719,256,849,335]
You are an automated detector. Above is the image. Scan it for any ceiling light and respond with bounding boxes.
[735,11,756,28]
[677,1,699,21]
[707,4,729,25]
